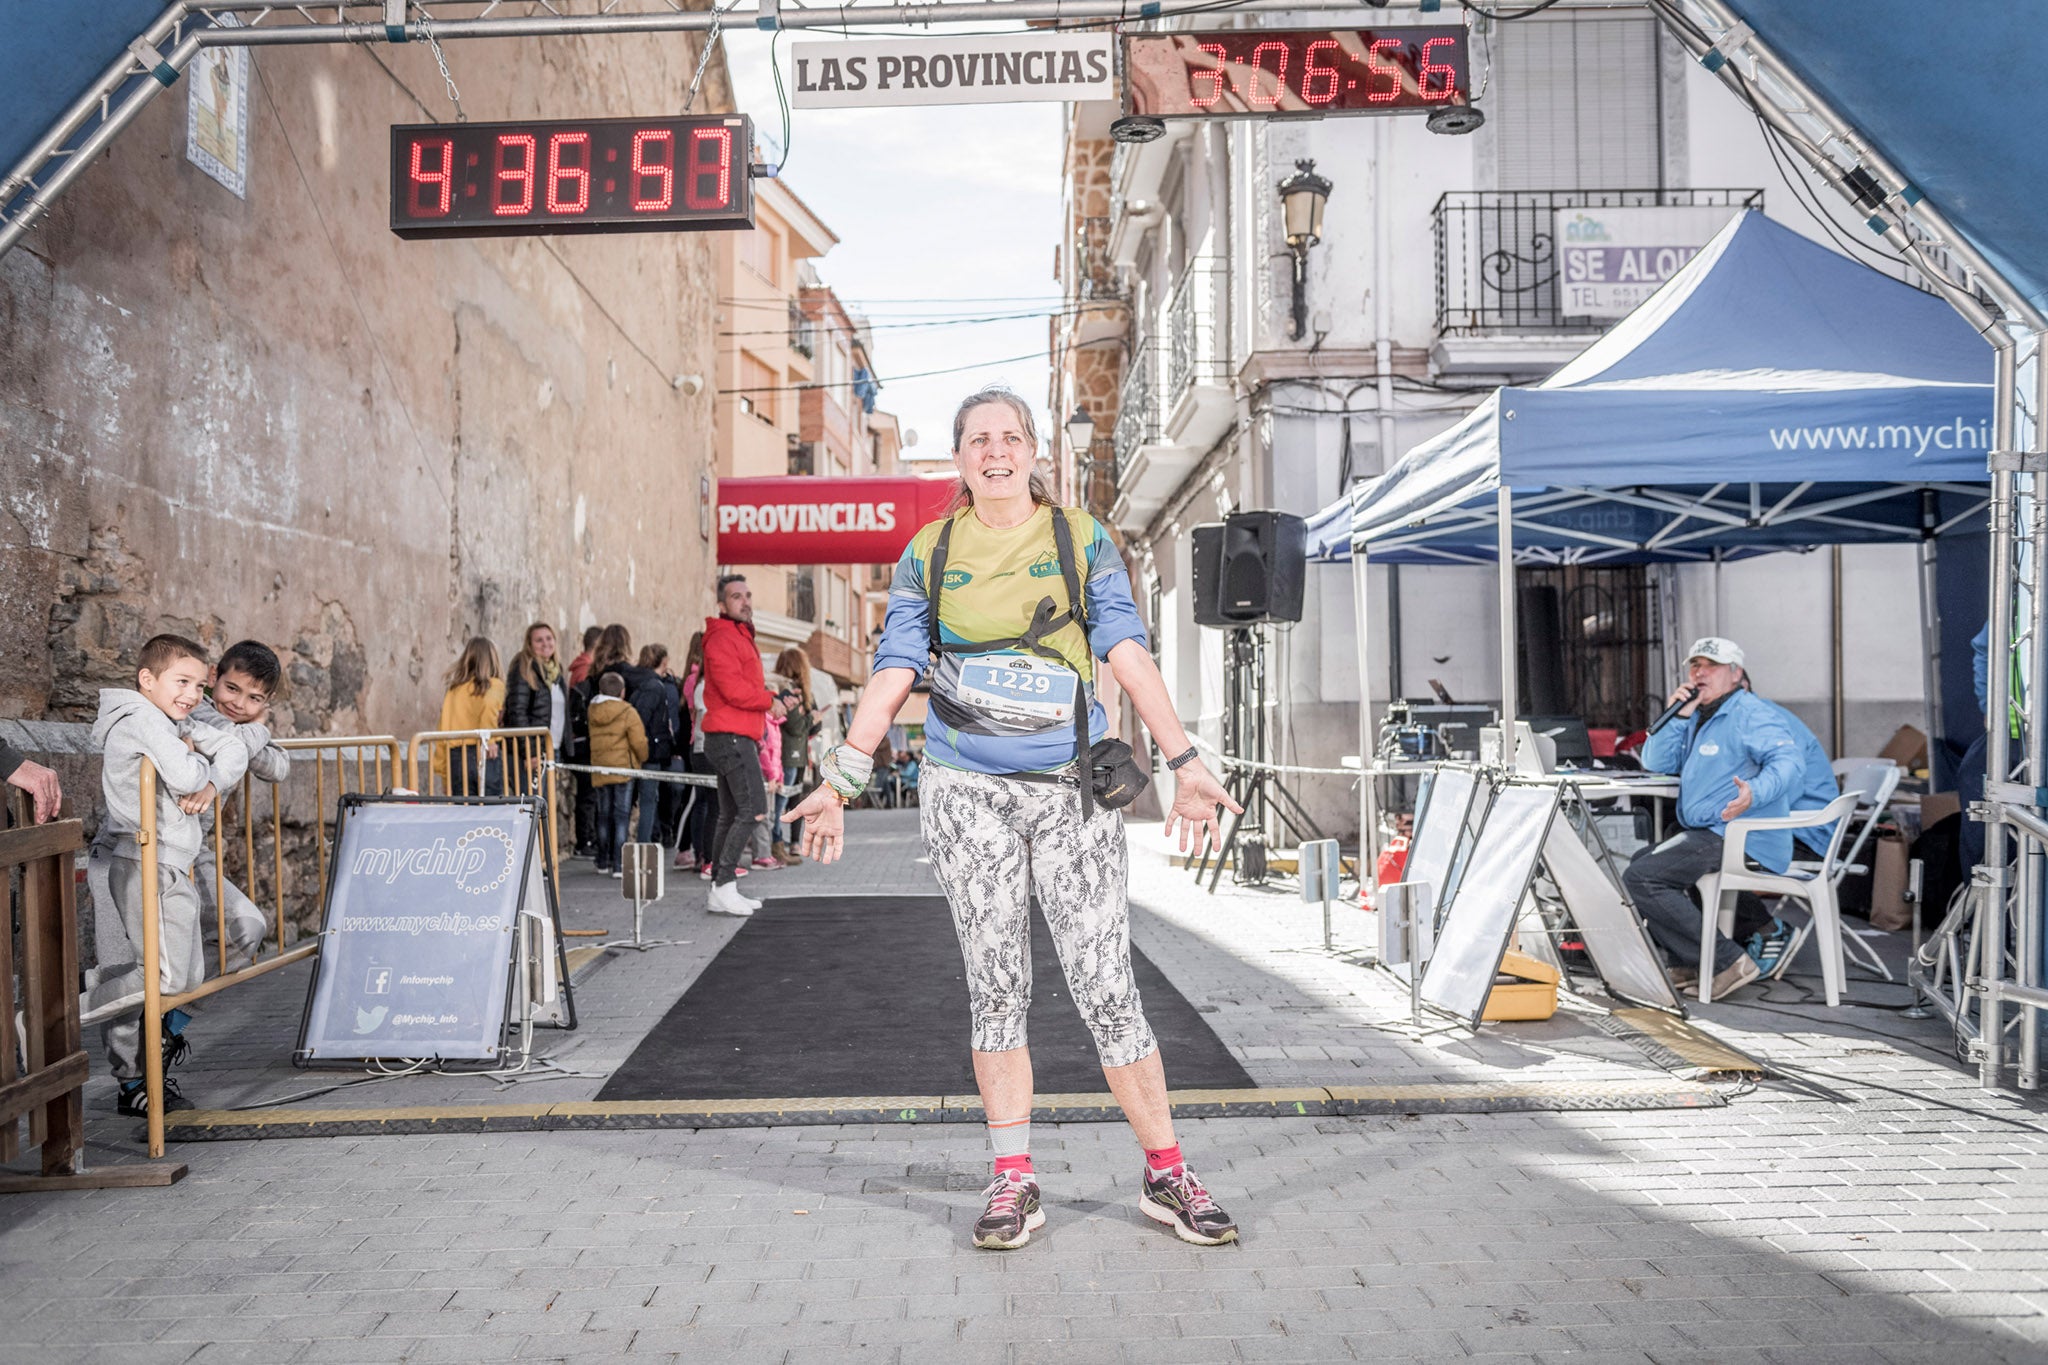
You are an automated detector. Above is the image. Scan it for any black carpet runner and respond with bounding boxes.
[597,895,1253,1100]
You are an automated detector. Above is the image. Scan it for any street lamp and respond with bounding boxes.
[1277,159,1333,342]
[1064,407,1096,457]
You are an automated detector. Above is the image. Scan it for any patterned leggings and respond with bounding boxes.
[919,762,1157,1069]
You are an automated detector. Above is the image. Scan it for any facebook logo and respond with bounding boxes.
[365,967,393,995]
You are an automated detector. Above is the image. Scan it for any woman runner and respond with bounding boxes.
[784,388,1244,1250]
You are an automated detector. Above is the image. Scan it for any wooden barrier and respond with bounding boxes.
[0,794,183,1190]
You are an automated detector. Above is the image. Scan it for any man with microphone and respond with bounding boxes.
[1625,637,1803,998]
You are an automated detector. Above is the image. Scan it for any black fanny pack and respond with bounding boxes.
[1007,738,1149,812]
[1088,738,1149,811]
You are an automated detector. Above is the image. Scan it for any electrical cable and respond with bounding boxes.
[721,347,1046,394]
[1458,0,1568,20]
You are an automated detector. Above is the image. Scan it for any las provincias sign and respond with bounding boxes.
[716,475,959,565]
[788,33,1114,109]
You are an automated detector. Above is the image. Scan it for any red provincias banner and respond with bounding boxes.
[715,475,958,565]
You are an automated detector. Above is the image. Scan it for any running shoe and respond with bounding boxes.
[1140,1163,1239,1246]
[750,856,780,870]
[706,881,759,917]
[1747,916,1794,974]
[117,1077,193,1116]
[972,1171,1045,1249]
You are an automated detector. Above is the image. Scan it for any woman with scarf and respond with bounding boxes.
[504,621,568,796]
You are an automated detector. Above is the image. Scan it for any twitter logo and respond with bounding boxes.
[354,1005,389,1035]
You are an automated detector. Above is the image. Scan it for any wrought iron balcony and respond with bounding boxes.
[1112,345,1160,482]
[1433,188,1763,335]
[1167,259,1228,404]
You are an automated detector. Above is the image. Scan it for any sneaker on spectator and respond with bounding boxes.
[972,1172,1045,1249]
[1748,916,1794,974]
[116,1077,193,1116]
[1668,965,1698,992]
[674,849,696,872]
[1710,953,1763,998]
[610,868,623,879]
[751,856,780,870]
[698,864,714,880]
[706,881,758,917]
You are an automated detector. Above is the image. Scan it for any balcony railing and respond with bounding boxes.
[1167,259,1227,403]
[1433,188,1764,335]
[789,300,815,358]
[1113,345,1159,481]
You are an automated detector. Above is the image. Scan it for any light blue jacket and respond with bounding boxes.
[1753,697,1840,857]
[1640,687,1805,872]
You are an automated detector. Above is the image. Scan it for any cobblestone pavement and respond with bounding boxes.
[6,810,2048,1362]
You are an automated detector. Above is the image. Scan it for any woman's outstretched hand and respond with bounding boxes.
[788,785,847,864]
[1165,757,1242,855]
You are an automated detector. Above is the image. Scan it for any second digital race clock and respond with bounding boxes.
[1123,27,1471,120]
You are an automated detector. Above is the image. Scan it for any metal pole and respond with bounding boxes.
[1497,485,1518,770]
[1355,544,1381,874]
[2020,341,2048,1089]
[1979,334,2020,1085]
[1917,501,1942,789]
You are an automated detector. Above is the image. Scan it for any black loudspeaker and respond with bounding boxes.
[1191,523,1231,627]
[1209,510,1307,624]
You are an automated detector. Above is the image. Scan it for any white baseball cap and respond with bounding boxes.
[1684,637,1745,667]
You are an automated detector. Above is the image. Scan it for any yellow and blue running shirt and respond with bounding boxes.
[873,504,1148,775]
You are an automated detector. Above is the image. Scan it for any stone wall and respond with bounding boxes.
[0,30,735,737]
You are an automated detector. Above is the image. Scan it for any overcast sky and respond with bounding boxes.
[722,32,1063,462]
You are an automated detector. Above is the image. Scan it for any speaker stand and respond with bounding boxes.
[1186,626,1333,894]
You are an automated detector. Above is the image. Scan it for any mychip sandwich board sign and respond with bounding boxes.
[295,795,575,1063]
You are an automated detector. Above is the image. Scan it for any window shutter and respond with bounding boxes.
[1497,17,1661,191]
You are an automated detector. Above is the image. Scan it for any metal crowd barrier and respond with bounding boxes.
[404,727,561,898]
[130,735,403,1157]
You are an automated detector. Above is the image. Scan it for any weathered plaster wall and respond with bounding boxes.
[0,31,732,735]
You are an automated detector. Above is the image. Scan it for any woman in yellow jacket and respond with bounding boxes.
[433,636,505,794]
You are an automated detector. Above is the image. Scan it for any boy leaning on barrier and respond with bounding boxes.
[87,633,249,1117]
[190,640,291,973]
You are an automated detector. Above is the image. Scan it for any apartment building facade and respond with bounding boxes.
[714,177,900,705]
[1050,5,1937,839]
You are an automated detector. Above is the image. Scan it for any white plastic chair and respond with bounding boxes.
[1821,759,1902,886]
[1695,791,1861,1005]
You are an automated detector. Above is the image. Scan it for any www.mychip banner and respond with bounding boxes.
[296,798,539,1062]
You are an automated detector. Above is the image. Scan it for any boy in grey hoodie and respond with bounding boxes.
[89,634,249,1116]
[190,640,291,971]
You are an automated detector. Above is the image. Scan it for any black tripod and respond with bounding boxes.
[1189,626,1330,893]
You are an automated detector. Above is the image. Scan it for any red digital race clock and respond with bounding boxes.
[1123,27,1470,119]
[390,115,755,239]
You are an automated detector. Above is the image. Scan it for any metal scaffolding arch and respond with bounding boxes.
[1655,0,2048,1091]
[0,0,1406,262]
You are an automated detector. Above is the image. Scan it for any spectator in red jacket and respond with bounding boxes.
[701,574,788,917]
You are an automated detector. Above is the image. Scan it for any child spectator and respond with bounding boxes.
[190,640,290,971]
[434,637,504,795]
[748,708,782,870]
[586,670,647,878]
[88,634,249,1116]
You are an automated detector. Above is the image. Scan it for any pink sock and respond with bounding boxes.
[1144,1143,1183,1174]
[994,1153,1034,1179]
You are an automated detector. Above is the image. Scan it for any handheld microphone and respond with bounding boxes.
[1647,685,1700,736]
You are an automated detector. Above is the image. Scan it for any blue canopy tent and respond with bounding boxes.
[1312,211,1993,567]
[1314,208,1994,795]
